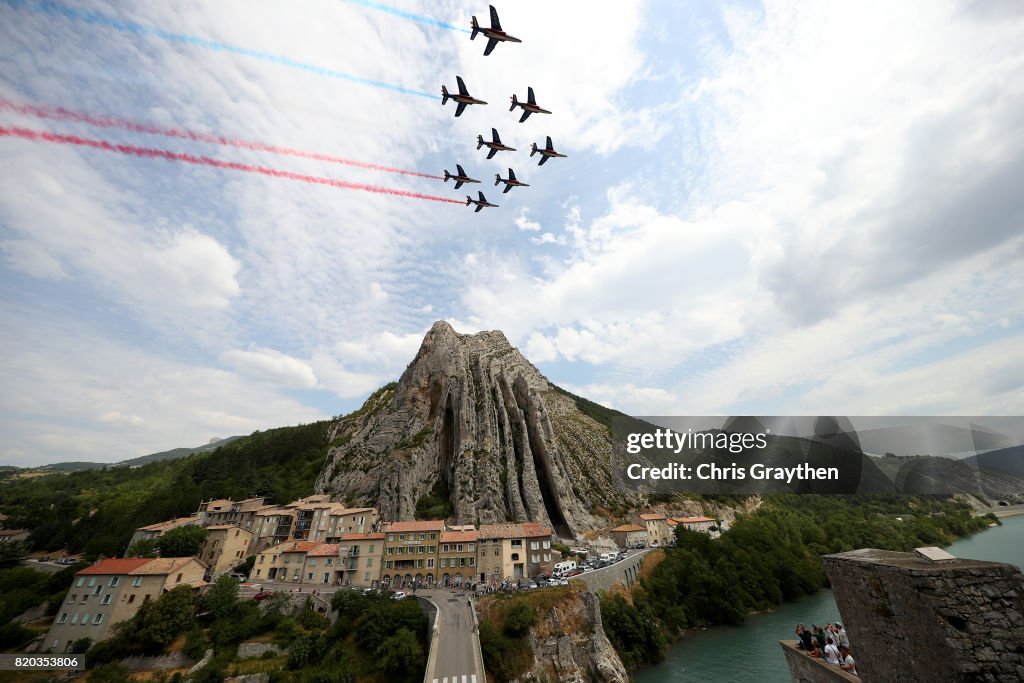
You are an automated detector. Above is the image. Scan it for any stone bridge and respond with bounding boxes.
[571,550,652,593]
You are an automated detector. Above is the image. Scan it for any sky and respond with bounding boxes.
[1,0,1022,467]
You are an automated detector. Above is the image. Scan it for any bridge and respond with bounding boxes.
[570,549,652,593]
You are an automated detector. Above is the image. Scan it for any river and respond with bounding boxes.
[633,514,1024,682]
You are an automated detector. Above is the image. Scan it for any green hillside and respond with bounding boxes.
[0,420,333,559]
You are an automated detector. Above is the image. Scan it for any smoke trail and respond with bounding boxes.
[0,126,463,204]
[0,97,445,180]
[5,0,437,100]
[338,0,470,34]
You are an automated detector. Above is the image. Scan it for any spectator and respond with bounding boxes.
[796,624,814,651]
[807,642,822,658]
[814,625,828,650]
[824,637,841,665]
[836,622,849,649]
[839,645,858,675]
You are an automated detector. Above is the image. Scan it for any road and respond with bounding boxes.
[980,503,1024,518]
[419,587,484,683]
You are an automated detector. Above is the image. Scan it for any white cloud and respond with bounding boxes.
[221,347,318,389]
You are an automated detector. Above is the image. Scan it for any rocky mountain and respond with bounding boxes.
[315,321,633,537]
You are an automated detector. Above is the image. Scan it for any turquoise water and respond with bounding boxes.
[634,515,1024,682]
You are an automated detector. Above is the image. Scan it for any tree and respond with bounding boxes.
[503,601,537,637]
[156,526,208,558]
[0,541,28,568]
[116,585,197,654]
[377,627,423,678]
[126,539,159,558]
[203,574,239,620]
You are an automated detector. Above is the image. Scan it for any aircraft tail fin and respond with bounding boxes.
[476,135,484,150]
[444,170,450,181]
[495,174,501,186]
[530,142,538,156]
[509,93,518,112]
[441,85,449,105]
[466,195,472,205]
[470,16,479,40]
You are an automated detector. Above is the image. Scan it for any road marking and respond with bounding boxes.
[462,677,467,683]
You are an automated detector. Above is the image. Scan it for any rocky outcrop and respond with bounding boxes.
[521,590,628,683]
[316,321,633,536]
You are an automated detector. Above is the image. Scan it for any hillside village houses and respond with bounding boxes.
[44,557,205,654]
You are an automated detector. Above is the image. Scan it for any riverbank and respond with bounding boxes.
[632,511,1023,682]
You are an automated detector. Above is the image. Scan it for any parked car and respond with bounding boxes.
[392,591,407,600]
[556,578,569,586]
[229,573,247,582]
[252,591,274,601]
[566,569,584,577]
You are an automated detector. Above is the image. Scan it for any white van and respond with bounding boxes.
[599,553,614,563]
[553,560,577,576]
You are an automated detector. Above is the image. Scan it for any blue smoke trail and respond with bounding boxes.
[5,0,437,100]
[339,0,470,34]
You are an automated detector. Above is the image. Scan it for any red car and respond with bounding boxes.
[566,569,584,577]
[252,591,274,601]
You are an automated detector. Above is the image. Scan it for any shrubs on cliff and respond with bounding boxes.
[477,594,540,682]
[599,593,666,669]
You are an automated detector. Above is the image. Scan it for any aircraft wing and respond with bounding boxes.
[491,128,500,142]
[478,191,486,201]
[502,184,512,193]
[508,168,517,181]
[538,155,548,166]
[519,110,531,123]
[528,87,536,105]
[489,5,501,30]
[486,148,497,160]
[455,102,467,117]
[546,136,554,150]
[457,164,465,175]
[484,38,498,56]
[456,76,469,96]
[475,204,484,212]
[454,180,464,189]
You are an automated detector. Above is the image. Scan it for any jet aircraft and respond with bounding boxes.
[442,76,487,117]
[530,136,567,165]
[466,191,499,212]
[495,168,529,193]
[444,164,480,190]
[510,87,551,123]
[471,5,521,56]
[477,128,516,159]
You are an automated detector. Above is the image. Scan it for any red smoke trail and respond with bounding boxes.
[0,97,444,180]
[0,126,464,204]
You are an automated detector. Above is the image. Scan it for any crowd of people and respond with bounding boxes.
[794,622,858,676]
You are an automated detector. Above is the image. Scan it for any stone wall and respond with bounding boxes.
[572,551,649,594]
[779,640,859,683]
[823,548,1024,683]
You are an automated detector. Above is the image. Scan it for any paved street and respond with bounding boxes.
[419,587,484,683]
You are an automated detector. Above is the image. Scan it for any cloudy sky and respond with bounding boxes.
[1,0,1022,467]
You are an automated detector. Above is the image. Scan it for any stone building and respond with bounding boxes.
[610,523,648,549]
[338,532,385,587]
[382,520,442,588]
[199,525,253,577]
[300,543,341,585]
[476,522,553,583]
[634,513,672,546]
[44,557,205,653]
[250,540,319,583]
[439,530,478,586]
[126,516,202,551]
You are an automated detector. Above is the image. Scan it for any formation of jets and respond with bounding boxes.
[441,6,567,214]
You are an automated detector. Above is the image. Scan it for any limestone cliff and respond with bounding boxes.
[315,321,633,536]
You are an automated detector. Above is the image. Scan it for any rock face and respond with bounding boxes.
[315,321,630,536]
[522,590,629,683]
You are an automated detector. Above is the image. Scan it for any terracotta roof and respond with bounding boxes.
[339,532,385,541]
[131,557,202,575]
[329,507,376,515]
[638,513,667,520]
[674,516,715,524]
[440,531,479,543]
[78,558,155,575]
[280,541,320,554]
[307,543,340,557]
[136,517,200,532]
[611,524,646,533]
[205,524,240,531]
[386,520,446,532]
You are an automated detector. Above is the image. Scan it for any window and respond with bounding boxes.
[387,534,395,542]
[131,577,142,587]
[309,559,317,567]
[385,561,393,570]
[468,543,475,551]
[93,586,102,595]
[58,613,68,624]
[81,613,89,625]
[109,577,120,587]
[75,578,84,587]
[428,546,436,553]
[457,544,464,552]
[543,541,550,549]
[259,556,265,563]
[442,544,449,553]
[256,569,261,577]
[387,548,394,555]
[101,595,112,605]
[511,553,519,561]
[368,544,375,553]
[93,614,103,625]
[307,573,313,580]
[469,557,475,566]
[532,554,539,563]
[70,614,78,625]
[80,596,87,604]
[364,572,370,581]
[429,533,437,540]
[419,533,425,540]
[366,558,373,567]
[511,540,522,548]
[128,595,135,604]
[531,541,539,550]
[143,594,151,603]
[175,573,183,583]
[87,578,96,587]
[427,558,434,568]
[399,534,406,541]
[68,594,76,603]
[544,554,551,562]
